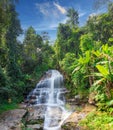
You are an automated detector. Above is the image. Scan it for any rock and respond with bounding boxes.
[27,124,43,130]
[0,109,27,130]
[66,98,81,105]
[24,99,29,103]
[27,105,45,123]
[75,95,81,100]
[19,103,27,109]
[33,92,40,96]
[61,112,86,130]
[88,92,96,105]
[61,122,79,130]
[63,112,86,124]
[40,95,46,103]
[61,104,96,130]
[0,123,8,130]
[29,95,37,99]
[25,106,45,129]
[29,99,37,105]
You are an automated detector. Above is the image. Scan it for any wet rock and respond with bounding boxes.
[24,99,29,103]
[30,95,37,99]
[61,112,86,130]
[40,95,46,103]
[61,104,96,130]
[27,119,44,125]
[63,112,86,124]
[27,106,46,121]
[26,106,45,129]
[0,109,27,130]
[29,99,37,105]
[27,124,43,130]
[33,92,40,96]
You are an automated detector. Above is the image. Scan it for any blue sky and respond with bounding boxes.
[16,0,108,42]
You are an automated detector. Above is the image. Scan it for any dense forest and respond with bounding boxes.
[0,0,113,129]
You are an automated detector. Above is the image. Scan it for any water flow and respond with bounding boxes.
[43,70,70,130]
[27,70,71,130]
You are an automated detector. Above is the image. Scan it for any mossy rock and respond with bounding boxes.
[27,119,44,125]
[61,122,77,130]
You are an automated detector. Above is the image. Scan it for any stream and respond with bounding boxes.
[27,70,71,130]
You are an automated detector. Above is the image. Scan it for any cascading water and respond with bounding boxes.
[27,70,71,130]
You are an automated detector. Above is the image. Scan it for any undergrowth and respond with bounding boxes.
[79,110,113,130]
[0,102,18,114]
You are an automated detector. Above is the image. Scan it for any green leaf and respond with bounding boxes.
[96,65,109,77]
[109,38,113,42]
[93,50,101,57]
[92,73,103,77]
[72,66,81,73]
[85,51,90,63]
[92,78,105,86]
[102,44,109,53]
[96,61,108,65]
[106,100,113,107]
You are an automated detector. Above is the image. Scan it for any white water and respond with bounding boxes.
[28,70,71,130]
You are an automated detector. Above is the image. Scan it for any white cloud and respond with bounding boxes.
[89,13,98,17]
[32,17,68,31]
[79,12,86,17]
[35,2,66,18]
[53,2,67,14]
[89,7,107,18]
[34,1,67,32]
[35,2,51,16]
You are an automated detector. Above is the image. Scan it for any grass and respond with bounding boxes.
[0,101,18,114]
[79,110,113,130]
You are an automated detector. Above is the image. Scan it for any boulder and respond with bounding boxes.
[61,104,96,130]
[19,103,27,109]
[29,99,37,105]
[0,109,27,130]
[27,124,43,130]
[30,95,37,99]
[27,105,45,123]
[61,112,86,130]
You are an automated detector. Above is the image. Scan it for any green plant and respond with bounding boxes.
[0,101,18,114]
[80,111,113,130]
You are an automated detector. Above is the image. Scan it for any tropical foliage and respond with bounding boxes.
[53,3,113,109]
[1,1,113,127]
[0,1,54,104]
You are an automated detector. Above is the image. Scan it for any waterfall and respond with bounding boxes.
[27,70,71,130]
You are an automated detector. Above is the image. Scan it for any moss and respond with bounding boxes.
[27,119,44,125]
[62,122,77,130]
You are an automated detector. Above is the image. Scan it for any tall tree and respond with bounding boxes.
[0,1,24,101]
[23,26,43,73]
[54,23,72,61]
[66,8,79,28]
[6,4,22,81]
